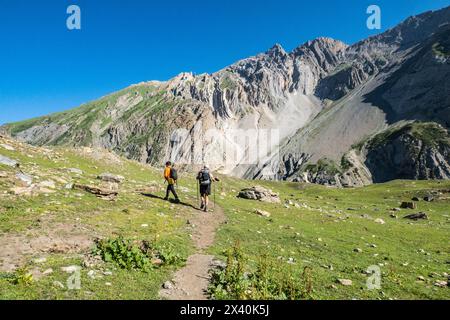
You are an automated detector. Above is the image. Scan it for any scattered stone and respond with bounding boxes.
[43,268,53,275]
[238,186,281,203]
[434,280,448,287]
[400,202,416,209]
[417,276,425,281]
[369,244,377,248]
[337,279,353,286]
[38,180,56,189]
[374,218,385,225]
[354,248,363,253]
[151,258,163,266]
[423,195,434,202]
[33,257,47,264]
[87,270,96,279]
[16,173,33,186]
[65,183,74,189]
[68,168,83,175]
[61,266,79,273]
[97,173,125,184]
[404,212,428,221]
[412,197,420,201]
[163,281,174,290]
[103,271,113,276]
[10,186,34,196]
[392,208,401,212]
[105,282,112,286]
[255,209,271,218]
[0,143,15,151]
[74,183,118,200]
[0,154,19,167]
[211,259,226,269]
[141,224,149,228]
[0,171,8,178]
[390,214,398,219]
[53,281,65,289]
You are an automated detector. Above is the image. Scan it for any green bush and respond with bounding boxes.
[209,242,313,300]
[94,237,153,272]
[0,267,34,286]
[93,237,185,272]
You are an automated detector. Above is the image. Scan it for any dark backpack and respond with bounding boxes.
[198,170,211,185]
[170,168,178,181]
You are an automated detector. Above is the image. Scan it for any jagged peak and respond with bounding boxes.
[266,43,287,55]
[292,37,348,56]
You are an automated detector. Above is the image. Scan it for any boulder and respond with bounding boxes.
[0,155,19,167]
[400,202,417,209]
[255,209,271,218]
[97,173,125,184]
[404,212,428,221]
[74,183,118,200]
[238,186,281,203]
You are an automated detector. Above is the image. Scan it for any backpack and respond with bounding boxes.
[170,168,178,181]
[198,170,211,186]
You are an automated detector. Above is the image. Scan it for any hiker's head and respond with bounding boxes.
[166,161,172,167]
[203,165,209,171]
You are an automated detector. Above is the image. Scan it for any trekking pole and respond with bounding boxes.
[196,180,200,207]
[213,181,216,212]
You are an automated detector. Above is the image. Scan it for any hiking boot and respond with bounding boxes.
[163,197,169,201]
[200,202,205,210]
[204,205,208,212]
[174,198,180,203]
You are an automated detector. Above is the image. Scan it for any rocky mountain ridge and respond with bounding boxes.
[2,6,450,186]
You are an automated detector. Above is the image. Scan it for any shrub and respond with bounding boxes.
[0,267,34,286]
[93,237,185,272]
[209,242,313,300]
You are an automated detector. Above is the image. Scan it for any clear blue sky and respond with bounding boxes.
[1,0,449,124]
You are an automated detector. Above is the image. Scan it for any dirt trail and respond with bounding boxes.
[159,203,226,300]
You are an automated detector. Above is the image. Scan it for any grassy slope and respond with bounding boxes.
[1,138,449,300]
[211,177,450,300]
[3,83,162,141]
[0,139,199,300]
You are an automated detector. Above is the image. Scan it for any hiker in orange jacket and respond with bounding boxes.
[163,161,179,202]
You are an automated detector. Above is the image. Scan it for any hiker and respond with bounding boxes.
[196,165,219,212]
[164,161,180,202]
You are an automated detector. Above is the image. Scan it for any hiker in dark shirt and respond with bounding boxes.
[196,165,218,212]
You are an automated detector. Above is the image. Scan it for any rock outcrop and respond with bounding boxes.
[238,186,281,203]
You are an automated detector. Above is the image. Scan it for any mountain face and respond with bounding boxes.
[2,6,450,186]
